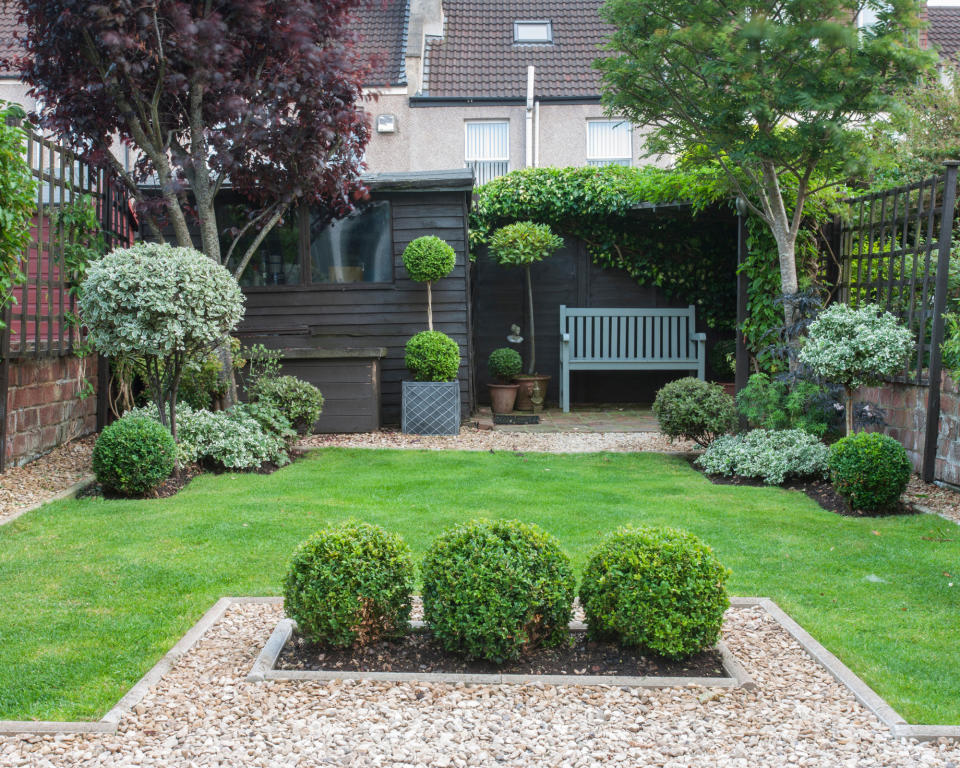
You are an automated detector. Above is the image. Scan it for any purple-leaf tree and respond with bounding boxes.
[11,0,371,399]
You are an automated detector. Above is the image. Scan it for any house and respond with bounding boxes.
[360,0,655,180]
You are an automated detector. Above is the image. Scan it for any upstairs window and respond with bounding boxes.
[465,120,510,185]
[586,119,633,167]
[514,21,552,43]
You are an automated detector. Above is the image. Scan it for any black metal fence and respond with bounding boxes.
[823,162,959,481]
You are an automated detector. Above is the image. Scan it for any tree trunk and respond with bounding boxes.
[427,281,434,331]
[845,385,855,436]
[526,265,536,375]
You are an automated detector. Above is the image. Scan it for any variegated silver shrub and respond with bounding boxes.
[696,428,829,485]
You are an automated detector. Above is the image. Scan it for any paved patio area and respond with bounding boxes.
[476,405,659,433]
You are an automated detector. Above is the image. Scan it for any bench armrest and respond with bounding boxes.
[691,332,707,341]
[562,332,570,343]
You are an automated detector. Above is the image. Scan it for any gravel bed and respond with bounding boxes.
[905,477,960,525]
[300,426,695,454]
[3,602,959,767]
[0,437,94,524]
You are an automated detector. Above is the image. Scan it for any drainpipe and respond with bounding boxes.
[534,100,540,167]
[525,65,535,168]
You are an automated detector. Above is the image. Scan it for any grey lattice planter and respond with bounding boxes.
[401,381,461,436]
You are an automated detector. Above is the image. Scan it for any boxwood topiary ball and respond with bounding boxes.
[402,236,456,283]
[283,521,415,648]
[405,330,461,382]
[487,347,522,382]
[579,526,731,660]
[92,414,176,497]
[828,432,911,513]
[421,518,576,664]
[653,377,736,447]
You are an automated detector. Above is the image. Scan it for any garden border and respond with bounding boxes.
[0,596,957,741]
[0,474,94,527]
[246,618,754,689]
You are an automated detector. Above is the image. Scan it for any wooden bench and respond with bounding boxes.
[559,305,706,413]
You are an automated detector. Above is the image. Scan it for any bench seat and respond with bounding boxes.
[559,305,706,413]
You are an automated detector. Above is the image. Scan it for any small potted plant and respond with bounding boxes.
[487,347,522,414]
[489,221,564,410]
[400,236,461,435]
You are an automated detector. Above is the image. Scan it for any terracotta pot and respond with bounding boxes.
[488,382,520,414]
[513,374,551,411]
[720,382,736,398]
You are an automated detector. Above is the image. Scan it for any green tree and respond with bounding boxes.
[597,0,931,327]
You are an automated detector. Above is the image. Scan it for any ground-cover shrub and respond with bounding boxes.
[128,404,288,470]
[487,347,523,382]
[92,415,176,496]
[828,432,912,513]
[283,521,415,647]
[405,330,461,382]
[736,373,833,438]
[421,519,575,663]
[696,428,830,485]
[579,526,730,660]
[231,401,296,443]
[251,375,324,435]
[653,377,736,446]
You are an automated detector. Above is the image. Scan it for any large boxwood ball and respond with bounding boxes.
[405,330,461,382]
[653,377,736,447]
[421,519,576,663]
[92,414,176,496]
[828,432,911,513]
[283,521,415,647]
[579,526,731,660]
[402,236,456,283]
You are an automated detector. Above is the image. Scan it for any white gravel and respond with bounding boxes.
[3,602,958,767]
[300,427,696,454]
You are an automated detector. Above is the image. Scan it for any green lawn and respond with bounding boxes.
[1,448,958,724]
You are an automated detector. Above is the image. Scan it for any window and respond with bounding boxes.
[465,121,509,185]
[220,203,303,287]
[310,201,393,284]
[514,20,552,43]
[586,119,633,167]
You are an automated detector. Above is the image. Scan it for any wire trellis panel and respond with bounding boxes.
[830,171,957,385]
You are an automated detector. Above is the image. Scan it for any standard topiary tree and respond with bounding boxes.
[489,222,564,375]
[284,521,415,648]
[653,377,736,447]
[405,330,461,382]
[80,243,244,440]
[579,526,731,660]
[828,432,912,513]
[402,236,456,331]
[92,414,176,496]
[421,519,576,663]
[799,303,914,435]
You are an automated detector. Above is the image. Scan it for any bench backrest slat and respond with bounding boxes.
[561,305,699,363]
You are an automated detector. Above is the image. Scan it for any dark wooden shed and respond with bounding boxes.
[235,169,475,431]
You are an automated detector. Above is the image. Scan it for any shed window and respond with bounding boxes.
[514,21,552,43]
[220,203,302,287]
[465,121,510,185]
[586,119,633,167]
[310,201,393,284]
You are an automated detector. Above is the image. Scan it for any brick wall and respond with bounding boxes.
[4,355,98,467]
[858,372,960,487]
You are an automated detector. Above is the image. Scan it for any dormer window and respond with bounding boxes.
[514,20,552,44]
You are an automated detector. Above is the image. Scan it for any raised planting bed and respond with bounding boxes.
[248,619,753,688]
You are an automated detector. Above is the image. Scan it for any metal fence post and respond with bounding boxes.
[921,161,959,483]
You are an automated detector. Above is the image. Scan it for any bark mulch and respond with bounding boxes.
[277,629,727,678]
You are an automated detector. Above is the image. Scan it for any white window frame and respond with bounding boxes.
[513,20,553,44]
[586,119,633,167]
[465,120,510,185]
